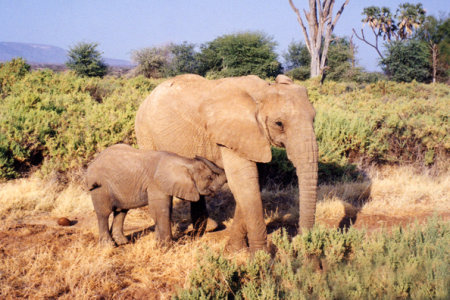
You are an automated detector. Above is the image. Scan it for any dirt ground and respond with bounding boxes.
[2,209,448,260]
[1,166,448,298]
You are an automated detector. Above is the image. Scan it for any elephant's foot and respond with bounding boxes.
[112,234,129,246]
[98,235,116,247]
[205,218,218,232]
[224,236,248,253]
[187,217,218,235]
[248,240,269,255]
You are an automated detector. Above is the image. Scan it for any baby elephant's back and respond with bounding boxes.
[86,144,157,194]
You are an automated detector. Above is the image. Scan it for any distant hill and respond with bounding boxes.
[0,42,133,66]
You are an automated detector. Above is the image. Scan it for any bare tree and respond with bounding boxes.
[288,0,350,78]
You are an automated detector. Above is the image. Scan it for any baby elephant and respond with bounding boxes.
[86,144,226,245]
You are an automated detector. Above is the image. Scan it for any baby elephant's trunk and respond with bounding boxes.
[195,156,227,192]
[195,156,224,175]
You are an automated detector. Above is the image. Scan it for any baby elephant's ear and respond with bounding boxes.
[154,160,200,202]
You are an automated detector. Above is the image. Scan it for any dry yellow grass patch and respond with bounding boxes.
[0,166,448,298]
[0,223,228,299]
[361,166,450,216]
[0,175,93,220]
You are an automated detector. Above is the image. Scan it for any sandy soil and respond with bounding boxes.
[2,208,448,259]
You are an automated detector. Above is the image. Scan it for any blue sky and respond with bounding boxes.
[1,0,448,71]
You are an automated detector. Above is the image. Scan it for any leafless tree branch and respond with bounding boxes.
[289,0,312,53]
[352,28,384,59]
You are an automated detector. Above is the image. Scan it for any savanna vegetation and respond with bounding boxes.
[1,2,449,294]
[1,58,448,181]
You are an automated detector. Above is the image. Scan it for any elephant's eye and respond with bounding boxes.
[275,121,284,129]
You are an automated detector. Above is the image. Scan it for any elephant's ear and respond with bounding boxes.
[154,160,200,202]
[200,89,272,163]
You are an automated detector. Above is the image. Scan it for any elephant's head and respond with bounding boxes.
[155,154,226,202]
[191,156,227,197]
[201,75,318,231]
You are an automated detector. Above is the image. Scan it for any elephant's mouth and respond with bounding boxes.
[270,140,285,148]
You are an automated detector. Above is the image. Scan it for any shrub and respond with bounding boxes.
[130,45,172,78]
[0,57,30,98]
[66,42,108,77]
[304,79,449,167]
[0,69,448,180]
[0,70,157,179]
[286,66,310,81]
[176,218,450,299]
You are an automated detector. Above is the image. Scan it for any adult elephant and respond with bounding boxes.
[135,74,318,253]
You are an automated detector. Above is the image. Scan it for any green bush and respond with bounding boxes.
[0,66,448,180]
[305,79,449,167]
[66,42,108,77]
[285,66,310,81]
[0,70,157,179]
[0,57,30,98]
[176,218,450,299]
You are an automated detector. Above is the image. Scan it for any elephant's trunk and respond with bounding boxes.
[286,126,318,233]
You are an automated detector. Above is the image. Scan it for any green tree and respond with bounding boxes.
[283,41,310,70]
[396,2,426,40]
[131,45,172,78]
[416,15,450,82]
[66,42,107,77]
[284,37,353,81]
[325,37,353,81]
[198,32,282,78]
[437,18,450,81]
[168,42,200,76]
[353,3,426,59]
[283,41,311,80]
[381,39,431,82]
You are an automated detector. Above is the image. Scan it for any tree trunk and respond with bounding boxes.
[289,0,350,80]
[310,50,321,78]
[432,43,437,83]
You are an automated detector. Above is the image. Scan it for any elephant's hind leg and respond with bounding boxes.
[95,210,114,246]
[112,209,129,245]
[91,189,114,246]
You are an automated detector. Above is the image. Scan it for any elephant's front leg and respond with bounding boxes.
[221,147,267,253]
[190,196,208,235]
[148,194,173,244]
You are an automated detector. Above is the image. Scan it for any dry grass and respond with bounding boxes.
[361,166,450,216]
[0,166,449,298]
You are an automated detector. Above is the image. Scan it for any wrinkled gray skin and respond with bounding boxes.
[86,144,226,245]
[135,74,318,253]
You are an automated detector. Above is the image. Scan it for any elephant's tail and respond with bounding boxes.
[88,182,102,191]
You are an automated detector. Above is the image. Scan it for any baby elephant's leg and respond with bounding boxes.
[111,209,129,245]
[149,195,173,244]
[96,212,114,245]
[91,189,114,245]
